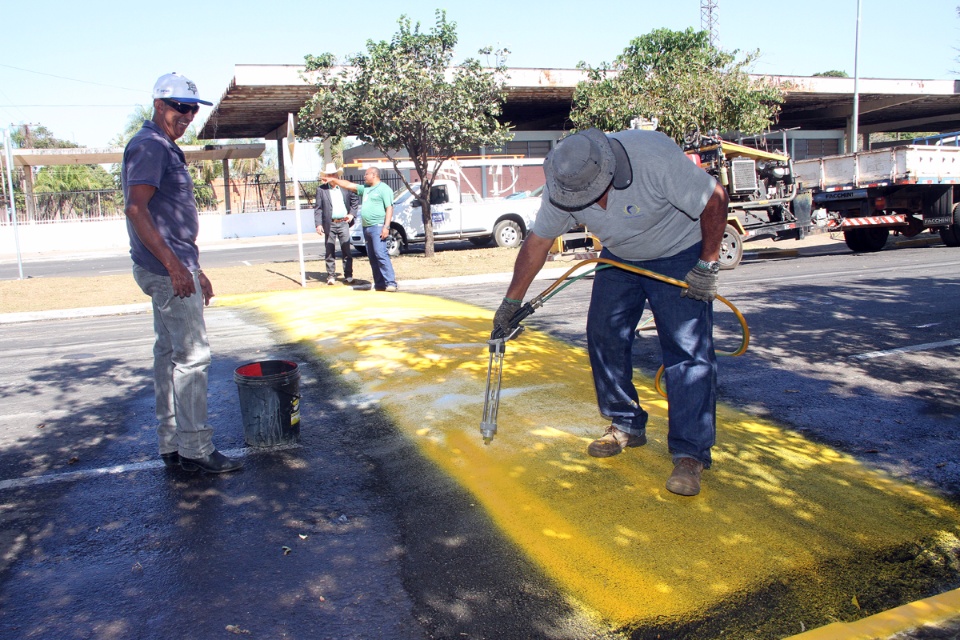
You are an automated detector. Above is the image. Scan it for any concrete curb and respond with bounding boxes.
[783,586,960,639]
[0,302,151,325]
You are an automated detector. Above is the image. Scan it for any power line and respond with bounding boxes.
[0,104,144,108]
[0,64,143,93]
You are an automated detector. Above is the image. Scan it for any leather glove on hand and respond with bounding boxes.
[681,265,719,302]
[493,298,522,337]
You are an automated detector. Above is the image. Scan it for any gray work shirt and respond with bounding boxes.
[121,120,200,275]
[532,129,719,261]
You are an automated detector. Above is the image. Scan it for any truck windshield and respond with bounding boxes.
[393,186,419,205]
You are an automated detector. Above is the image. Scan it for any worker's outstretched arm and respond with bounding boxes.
[697,182,729,263]
[682,182,729,302]
[493,231,554,336]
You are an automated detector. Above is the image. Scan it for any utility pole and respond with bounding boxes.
[851,0,862,153]
[701,0,719,47]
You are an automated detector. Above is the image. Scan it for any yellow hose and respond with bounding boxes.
[538,257,750,398]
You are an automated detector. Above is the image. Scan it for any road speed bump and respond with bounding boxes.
[229,288,960,637]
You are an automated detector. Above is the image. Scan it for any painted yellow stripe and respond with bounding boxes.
[225,288,960,631]
[784,587,960,639]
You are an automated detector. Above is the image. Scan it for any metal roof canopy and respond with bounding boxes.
[198,66,960,141]
[199,66,596,140]
[11,143,266,167]
[6,143,266,224]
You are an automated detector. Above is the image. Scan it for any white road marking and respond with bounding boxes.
[850,338,960,361]
[0,444,300,491]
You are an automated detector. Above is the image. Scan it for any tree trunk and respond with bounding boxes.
[421,196,435,257]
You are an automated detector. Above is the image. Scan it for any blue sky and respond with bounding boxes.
[2,0,957,148]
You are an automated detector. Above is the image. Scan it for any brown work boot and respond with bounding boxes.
[587,425,646,458]
[666,457,704,496]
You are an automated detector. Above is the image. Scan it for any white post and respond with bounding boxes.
[287,113,306,287]
[2,128,24,279]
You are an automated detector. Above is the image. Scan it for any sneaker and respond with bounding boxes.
[587,425,646,458]
[385,284,398,292]
[326,276,336,286]
[345,277,354,284]
[666,457,704,496]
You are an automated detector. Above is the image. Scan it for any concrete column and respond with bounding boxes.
[322,138,332,166]
[222,159,232,214]
[21,166,35,221]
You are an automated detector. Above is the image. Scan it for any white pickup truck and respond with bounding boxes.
[351,179,542,257]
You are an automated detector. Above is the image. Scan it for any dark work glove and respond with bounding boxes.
[493,297,522,337]
[681,265,718,302]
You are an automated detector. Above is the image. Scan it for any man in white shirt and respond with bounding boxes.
[314,163,359,285]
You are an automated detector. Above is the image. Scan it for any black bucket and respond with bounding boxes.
[234,360,301,447]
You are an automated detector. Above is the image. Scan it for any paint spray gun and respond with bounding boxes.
[480,296,544,445]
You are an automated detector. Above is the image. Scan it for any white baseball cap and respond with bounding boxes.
[152,72,212,106]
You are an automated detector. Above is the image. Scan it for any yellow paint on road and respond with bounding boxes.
[228,288,960,633]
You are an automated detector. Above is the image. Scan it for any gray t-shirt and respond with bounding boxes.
[532,129,718,261]
[121,120,200,276]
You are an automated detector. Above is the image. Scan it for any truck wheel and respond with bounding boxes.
[469,236,493,247]
[939,203,960,247]
[843,227,889,253]
[494,220,523,248]
[385,228,404,257]
[718,224,743,270]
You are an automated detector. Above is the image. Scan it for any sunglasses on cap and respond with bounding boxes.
[161,98,200,115]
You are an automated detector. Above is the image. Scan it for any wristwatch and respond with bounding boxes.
[697,259,720,274]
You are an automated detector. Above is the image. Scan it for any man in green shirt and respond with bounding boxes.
[323,167,398,291]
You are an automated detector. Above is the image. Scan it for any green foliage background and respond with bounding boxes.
[570,28,783,143]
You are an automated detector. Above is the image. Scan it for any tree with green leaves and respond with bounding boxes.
[298,9,511,257]
[34,164,116,220]
[11,124,120,221]
[570,28,783,144]
[813,70,849,77]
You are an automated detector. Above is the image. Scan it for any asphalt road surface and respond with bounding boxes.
[0,240,958,639]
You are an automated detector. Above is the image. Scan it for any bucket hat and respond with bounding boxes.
[152,72,213,106]
[545,128,632,209]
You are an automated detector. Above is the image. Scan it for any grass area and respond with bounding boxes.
[0,246,524,314]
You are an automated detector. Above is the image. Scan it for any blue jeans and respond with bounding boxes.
[362,224,396,290]
[133,265,215,459]
[586,244,717,466]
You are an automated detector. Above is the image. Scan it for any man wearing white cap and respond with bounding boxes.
[122,72,242,474]
[315,162,359,285]
[493,128,729,496]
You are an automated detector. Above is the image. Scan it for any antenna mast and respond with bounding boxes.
[701,0,719,47]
